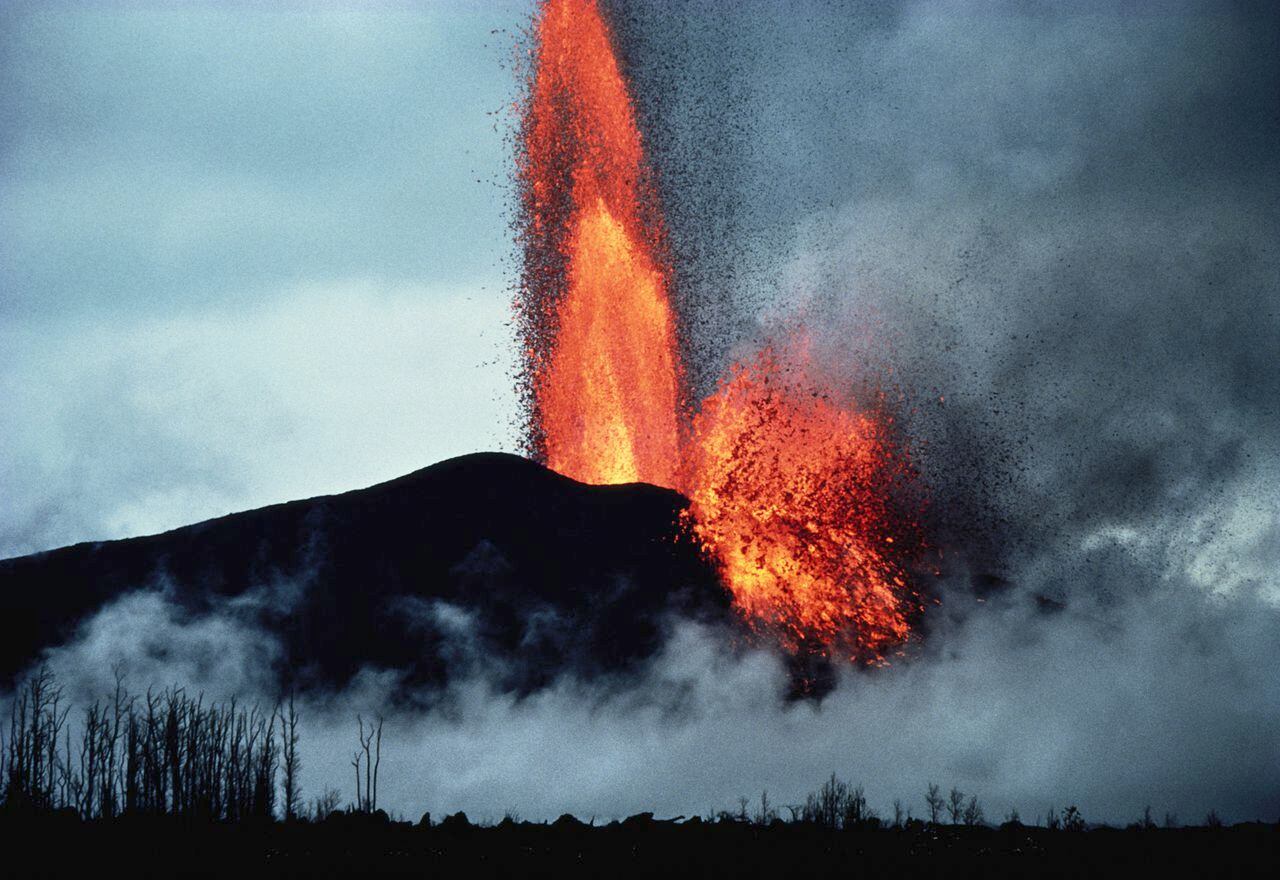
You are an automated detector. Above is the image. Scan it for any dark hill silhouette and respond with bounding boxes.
[0,453,730,695]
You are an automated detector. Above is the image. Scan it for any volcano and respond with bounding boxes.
[0,453,730,695]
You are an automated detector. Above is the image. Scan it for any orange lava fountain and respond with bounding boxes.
[518,0,923,661]
[518,0,682,487]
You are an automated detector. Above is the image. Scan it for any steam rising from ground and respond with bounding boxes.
[25,557,1280,824]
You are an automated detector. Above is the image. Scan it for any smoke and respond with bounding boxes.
[329,583,1280,826]
[608,0,1280,588]
[17,562,1279,825]
[589,0,1280,820]
[35,590,283,707]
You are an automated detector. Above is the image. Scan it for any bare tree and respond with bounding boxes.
[842,784,868,827]
[312,787,342,821]
[1062,805,1085,832]
[354,715,384,813]
[754,790,775,825]
[5,665,69,811]
[947,787,965,825]
[925,783,945,825]
[279,694,302,821]
[815,773,848,829]
[372,717,382,812]
[251,705,278,820]
[3,668,280,822]
[351,751,363,812]
[892,799,905,829]
[963,795,984,827]
[101,666,129,819]
[80,702,102,816]
[43,677,70,808]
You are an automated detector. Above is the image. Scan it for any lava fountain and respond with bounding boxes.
[679,342,923,662]
[517,0,683,487]
[517,0,923,662]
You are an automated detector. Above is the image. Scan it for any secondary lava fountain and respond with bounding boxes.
[517,0,923,663]
[679,343,923,662]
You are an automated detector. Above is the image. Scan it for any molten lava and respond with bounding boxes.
[679,345,921,661]
[517,0,923,661]
[518,0,682,487]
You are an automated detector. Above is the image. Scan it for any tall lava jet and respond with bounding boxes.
[517,0,683,487]
[518,0,923,664]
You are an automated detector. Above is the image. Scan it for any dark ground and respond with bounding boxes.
[2,812,1275,878]
[0,453,730,696]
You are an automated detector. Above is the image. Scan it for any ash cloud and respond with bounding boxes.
[609,0,1280,583]
[593,0,1280,819]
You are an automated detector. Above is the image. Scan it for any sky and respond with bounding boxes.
[1,0,532,558]
[3,0,1279,825]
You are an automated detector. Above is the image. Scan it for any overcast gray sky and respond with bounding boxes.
[1,1,532,557]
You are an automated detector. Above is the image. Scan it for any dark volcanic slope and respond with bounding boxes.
[0,453,730,693]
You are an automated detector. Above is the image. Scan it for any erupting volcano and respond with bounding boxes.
[518,0,923,662]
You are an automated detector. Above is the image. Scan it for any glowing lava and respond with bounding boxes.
[518,0,682,487]
[517,0,923,661]
[679,344,921,661]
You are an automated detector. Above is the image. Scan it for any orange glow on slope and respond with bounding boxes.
[519,0,682,487]
[680,345,921,661]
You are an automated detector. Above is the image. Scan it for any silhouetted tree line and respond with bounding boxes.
[718,775,1243,833]
[716,775,1089,832]
[2,667,293,821]
[3,669,1247,832]
[1,668,390,824]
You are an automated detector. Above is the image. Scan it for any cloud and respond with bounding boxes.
[0,0,529,319]
[0,282,517,557]
[0,2,530,556]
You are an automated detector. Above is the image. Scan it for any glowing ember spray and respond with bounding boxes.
[679,343,922,661]
[518,0,923,661]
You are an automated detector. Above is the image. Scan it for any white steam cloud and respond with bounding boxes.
[21,534,1280,827]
